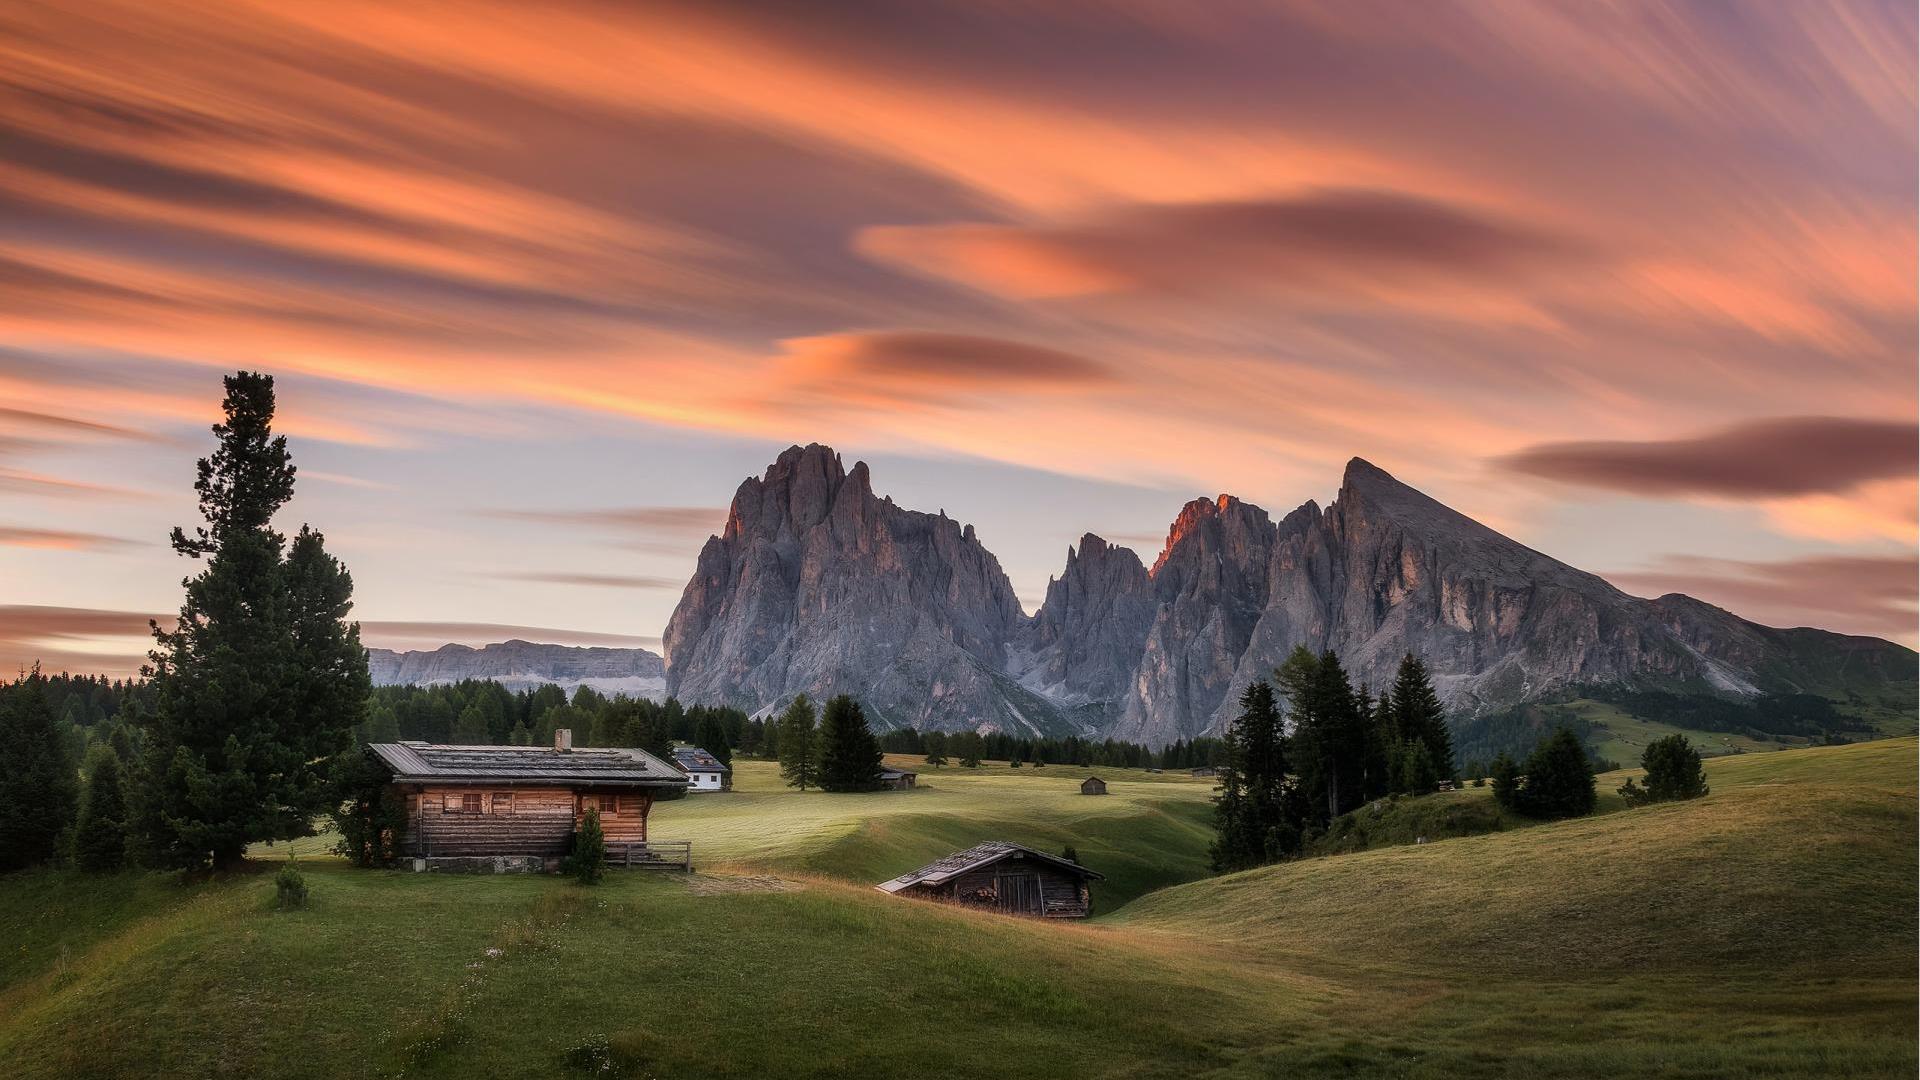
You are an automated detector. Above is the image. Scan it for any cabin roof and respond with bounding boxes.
[670,746,731,774]
[874,841,1103,894]
[370,742,687,788]
[880,765,917,779]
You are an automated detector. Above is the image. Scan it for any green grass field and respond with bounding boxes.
[3,740,1913,1078]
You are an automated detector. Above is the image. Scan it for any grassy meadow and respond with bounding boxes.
[2,739,1913,1078]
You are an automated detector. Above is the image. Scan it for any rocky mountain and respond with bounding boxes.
[368,639,666,697]
[663,445,1915,745]
[663,444,1064,733]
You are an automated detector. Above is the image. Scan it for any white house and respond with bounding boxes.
[670,745,732,792]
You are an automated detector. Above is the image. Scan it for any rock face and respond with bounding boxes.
[663,445,1916,745]
[368,640,665,697]
[662,444,1059,733]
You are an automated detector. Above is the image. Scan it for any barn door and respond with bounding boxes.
[995,873,1041,914]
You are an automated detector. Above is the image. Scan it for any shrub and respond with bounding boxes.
[1062,845,1079,864]
[1619,734,1709,806]
[1470,776,1486,788]
[1489,752,1520,810]
[274,860,309,909]
[567,807,607,885]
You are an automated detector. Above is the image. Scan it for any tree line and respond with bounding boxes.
[1210,647,1460,872]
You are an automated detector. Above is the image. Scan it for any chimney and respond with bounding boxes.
[554,728,573,752]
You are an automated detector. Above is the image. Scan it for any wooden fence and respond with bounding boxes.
[607,840,692,871]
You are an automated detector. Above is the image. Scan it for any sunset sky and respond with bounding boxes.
[2,0,1915,676]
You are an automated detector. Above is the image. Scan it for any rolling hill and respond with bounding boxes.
[0,739,1912,1078]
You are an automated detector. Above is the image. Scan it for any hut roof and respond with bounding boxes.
[879,765,917,780]
[370,742,686,788]
[875,841,1103,894]
[670,746,731,774]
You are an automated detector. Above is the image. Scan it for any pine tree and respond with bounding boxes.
[1390,654,1454,784]
[776,695,820,791]
[72,749,128,872]
[568,807,606,884]
[1619,733,1708,805]
[1516,727,1595,819]
[1277,647,1367,822]
[1489,751,1520,810]
[923,730,948,766]
[0,671,78,872]
[139,372,368,871]
[1210,680,1301,872]
[694,712,732,767]
[817,695,883,792]
[956,731,984,767]
[453,702,491,744]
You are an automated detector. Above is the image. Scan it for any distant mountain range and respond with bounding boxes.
[367,639,664,697]
[655,444,1914,746]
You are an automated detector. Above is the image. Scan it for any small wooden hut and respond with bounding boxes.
[370,729,687,865]
[876,841,1104,918]
[879,765,918,790]
[1080,776,1108,795]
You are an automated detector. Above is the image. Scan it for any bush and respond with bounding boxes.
[1062,845,1079,864]
[567,807,607,885]
[274,861,309,909]
[1470,776,1486,788]
[1619,734,1709,806]
[1489,752,1519,810]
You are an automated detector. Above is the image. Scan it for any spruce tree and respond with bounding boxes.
[923,730,948,766]
[1489,751,1520,810]
[1390,654,1454,784]
[453,702,492,744]
[1277,648,1367,821]
[693,712,732,767]
[73,749,128,872]
[1619,733,1708,806]
[1516,727,1596,818]
[817,695,883,792]
[1210,680,1300,872]
[776,695,819,790]
[140,372,369,870]
[0,670,79,872]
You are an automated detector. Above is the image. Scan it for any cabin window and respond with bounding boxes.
[491,793,513,813]
[442,793,482,814]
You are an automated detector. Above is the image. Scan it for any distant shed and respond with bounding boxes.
[879,765,918,790]
[671,745,732,792]
[1080,776,1107,796]
[876,841,1104,918]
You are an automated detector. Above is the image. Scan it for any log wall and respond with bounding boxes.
[399,785,655,856]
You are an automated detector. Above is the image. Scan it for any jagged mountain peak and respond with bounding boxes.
[664,446,1914,747]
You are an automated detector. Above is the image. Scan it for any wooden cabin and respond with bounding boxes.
[876,841,1104,918]
[879,765,918,790]
[670,746,732,792]
[370,729,687,861]
[1080,776,1107,795]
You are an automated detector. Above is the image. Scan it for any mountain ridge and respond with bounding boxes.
[368,639,665,697]
[650,445,1911,745]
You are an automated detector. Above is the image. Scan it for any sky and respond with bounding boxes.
[2,0,1915,677]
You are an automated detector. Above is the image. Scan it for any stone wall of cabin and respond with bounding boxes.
[400,786,654,856]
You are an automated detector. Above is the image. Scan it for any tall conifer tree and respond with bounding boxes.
[0,670,78,872]
[817,695,883,792]
[140,372,369,870]
[1390,654,1455,783]
[72,749,128,872]
[776,694,820,790]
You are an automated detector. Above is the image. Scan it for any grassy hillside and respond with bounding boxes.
[646,756,1217,906]
[1,739,1912,1078]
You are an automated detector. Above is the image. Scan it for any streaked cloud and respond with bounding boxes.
[0,526,144,550]
[1498,417,1917,498]
[1612,553,1917,640]
[496,572,681,591]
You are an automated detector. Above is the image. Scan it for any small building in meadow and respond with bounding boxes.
[1080,776,1108,795]
[879,765,918,790]
[370,729,687,865]
[1190,766,1218,778]
[876,841,1104,918]
[671,746,732,792]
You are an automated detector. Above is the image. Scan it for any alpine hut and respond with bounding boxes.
[369,729,688,867]
[1080,776,1108,795]
[876,841,1104,918]
[670,746,732,792]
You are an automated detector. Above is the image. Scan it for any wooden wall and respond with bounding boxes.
[918,852,1093,918]
[399,785,655,857]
